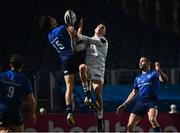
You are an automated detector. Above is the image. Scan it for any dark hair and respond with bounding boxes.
[99,23,106,27]
[142,56,150,62]
[10,54,24,70]
[39,15,52,32]
[139,55,151,62]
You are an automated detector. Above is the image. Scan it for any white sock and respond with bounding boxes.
[97,110,103,119]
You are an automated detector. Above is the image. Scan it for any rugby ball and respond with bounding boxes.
[39,108,45,114]
[64,10,77,26]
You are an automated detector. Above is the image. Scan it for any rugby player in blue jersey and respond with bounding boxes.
[116,57,168,132]
[0,54,36,132]
[39,10,103,126]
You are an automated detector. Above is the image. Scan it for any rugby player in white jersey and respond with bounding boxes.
[78,21,108,132]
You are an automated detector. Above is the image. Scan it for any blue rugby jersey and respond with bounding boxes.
[0,70,32,109]
[48,25,74,62]
[133,70,160,102]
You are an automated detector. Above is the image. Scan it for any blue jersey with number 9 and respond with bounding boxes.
[48,25,74,62]
[0,70,32,110]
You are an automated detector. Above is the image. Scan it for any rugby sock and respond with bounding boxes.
[66,105,73,114]
[82,82,89,92]
[153,126,160,132]
[97,110,103,119]
[82,82,91,97]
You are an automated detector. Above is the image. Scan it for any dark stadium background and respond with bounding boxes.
[1,0,180,71]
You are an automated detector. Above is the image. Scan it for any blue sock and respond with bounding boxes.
[66,105,73,113]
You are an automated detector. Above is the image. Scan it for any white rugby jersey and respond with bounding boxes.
[86,34,108,68]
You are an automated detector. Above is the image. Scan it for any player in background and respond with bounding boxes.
[78,20,108,131]
[0,54,36,132]
[39,10,104,126]
[116,57,168,132]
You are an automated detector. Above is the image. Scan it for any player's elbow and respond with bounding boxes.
[160,76,168,83]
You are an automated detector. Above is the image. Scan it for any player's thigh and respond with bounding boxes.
[85,66,92,80]
[128,113,141,126]
[79,64,88,71]
[89,67,104,93]
[79,64,90,79]
[147,108,158,120]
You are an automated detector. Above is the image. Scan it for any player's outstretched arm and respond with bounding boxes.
[67,26,87,52]
[72,18,88,52]
[78,34,104,47]
[72,40,87,52]
[72,34,104,52]
[116,89,138,114]
[70,19,104,51]
[155,62,168,82]
[77,18,83,34]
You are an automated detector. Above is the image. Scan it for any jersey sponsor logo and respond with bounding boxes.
[3,80,21,87]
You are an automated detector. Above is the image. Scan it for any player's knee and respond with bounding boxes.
[66,83,74,90]
[79,64,87,72]
[66,86,74,94]
[95,86,102,95]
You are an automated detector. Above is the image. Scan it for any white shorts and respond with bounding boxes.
[88,66,105,81]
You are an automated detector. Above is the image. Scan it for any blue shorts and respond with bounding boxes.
[131,101,158,118]
[62,52,85,76]
[0,111,23,127]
